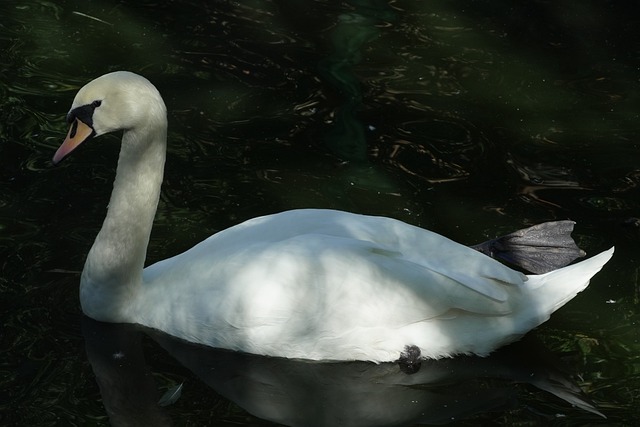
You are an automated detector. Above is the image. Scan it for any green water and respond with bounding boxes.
[1,0,638,425]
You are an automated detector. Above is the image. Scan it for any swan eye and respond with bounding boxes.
[66,100,102,126]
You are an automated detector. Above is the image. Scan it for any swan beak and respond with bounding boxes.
[53,118,95,164]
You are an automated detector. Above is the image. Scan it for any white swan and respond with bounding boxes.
[53,71,614,362]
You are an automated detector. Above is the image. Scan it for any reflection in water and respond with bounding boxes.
[384,118,482,184]
[318,0,394,162]
[84,320,172,426]
[314,0,402,200]
[507,152,591,210]
[83,318,604,426]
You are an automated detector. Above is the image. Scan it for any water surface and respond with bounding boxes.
[1,0,639,425]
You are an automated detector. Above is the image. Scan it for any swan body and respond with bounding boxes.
[54,72,614,362]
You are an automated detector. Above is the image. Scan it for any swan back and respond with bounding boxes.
[139,209,613,361]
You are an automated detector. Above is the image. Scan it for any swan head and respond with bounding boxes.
[53,71,166,164]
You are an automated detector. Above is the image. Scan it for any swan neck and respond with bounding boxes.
[81,122,167,321]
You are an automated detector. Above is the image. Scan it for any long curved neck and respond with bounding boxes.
[80,122,167,322]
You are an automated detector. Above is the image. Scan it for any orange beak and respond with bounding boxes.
[53,118,95,164]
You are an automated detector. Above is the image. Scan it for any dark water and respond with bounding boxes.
[1,0,639,425]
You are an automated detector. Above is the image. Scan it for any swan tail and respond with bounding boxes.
[525,247,614,316]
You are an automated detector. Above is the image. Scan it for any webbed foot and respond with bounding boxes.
[471,220,585,273]
[398,345,422,374]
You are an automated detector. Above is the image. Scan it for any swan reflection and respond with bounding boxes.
[83,317,604,426]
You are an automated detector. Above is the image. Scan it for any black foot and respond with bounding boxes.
[471,221,585,274]
[398,345,422,374]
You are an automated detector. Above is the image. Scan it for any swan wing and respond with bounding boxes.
[141,210,524,351]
